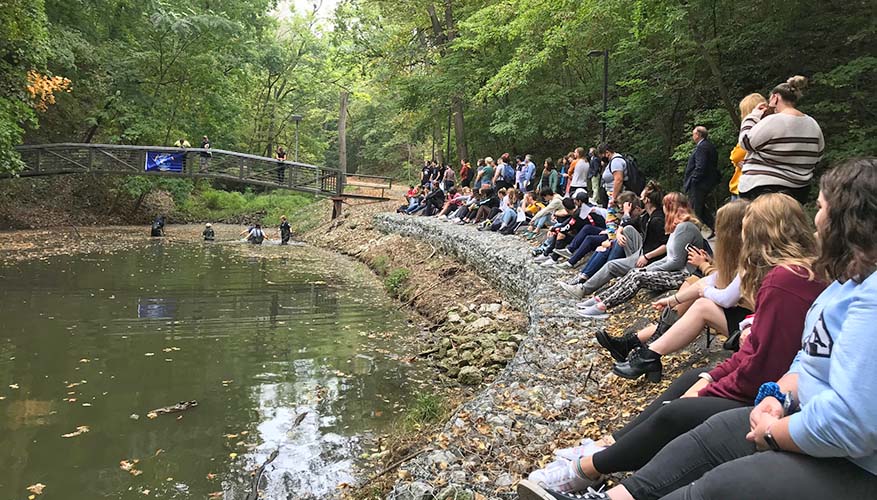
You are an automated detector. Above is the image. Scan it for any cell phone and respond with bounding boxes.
[685,243,697,253]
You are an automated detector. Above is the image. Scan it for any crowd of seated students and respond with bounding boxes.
[396,76,876,500]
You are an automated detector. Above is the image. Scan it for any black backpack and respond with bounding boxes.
[621,154,646,194]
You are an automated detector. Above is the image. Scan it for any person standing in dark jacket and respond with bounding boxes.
[279,215,291,245]
[683,126,720,236]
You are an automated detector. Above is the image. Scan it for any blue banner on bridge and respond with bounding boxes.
[145,151,185,173]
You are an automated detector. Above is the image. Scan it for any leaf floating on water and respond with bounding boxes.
[146,411,158,419]
[26,483,46,495]
[208,492,223,499]
[144,352,155,357]
[61,425,90,438]
[228,452,237,459]
[206,473,217,480]
[119,459,142,476]
[9,384,19,390]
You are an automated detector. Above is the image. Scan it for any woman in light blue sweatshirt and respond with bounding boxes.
[565,158,877,500]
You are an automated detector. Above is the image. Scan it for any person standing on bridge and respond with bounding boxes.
[276,146,288,184]
[199,136,211,172]
[174,137,191,172]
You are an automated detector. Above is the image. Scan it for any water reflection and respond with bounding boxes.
[0,244,424,499]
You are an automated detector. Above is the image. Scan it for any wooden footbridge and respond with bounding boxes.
[9,143,393,217]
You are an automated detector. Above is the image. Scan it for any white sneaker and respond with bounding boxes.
[560,282,585,299]
[533,254,550,263]
[577,303,608,319]
[540,258,557,267]
[554,438,606,461]
[526,459,599,493]
[556,261,573,269]
[576,297,597,308]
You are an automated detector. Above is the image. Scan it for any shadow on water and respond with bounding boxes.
[0,241,426,499]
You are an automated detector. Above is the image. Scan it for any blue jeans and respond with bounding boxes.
[531,214,551,230]
[568,234,608,266]
[580,239,626,277]
[567,225,604,251]
[501,209,517,226]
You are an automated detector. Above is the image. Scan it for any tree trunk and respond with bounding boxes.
[452,97,467,163]
[131,191,149,215]
[339,91,351,174]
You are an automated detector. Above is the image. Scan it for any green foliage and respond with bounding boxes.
[4,0,875,190]
[179,186,315,224]
[0,0,48,173]
[371,255,390,276]
[384,268,410,297]
[403,391,446,428]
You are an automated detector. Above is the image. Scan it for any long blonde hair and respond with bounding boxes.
[739,93,766,119]
[713,200,749,289]
[662,192,699,234]
[739,194,816,305]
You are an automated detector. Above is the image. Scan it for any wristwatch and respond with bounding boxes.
[764,426,781,452]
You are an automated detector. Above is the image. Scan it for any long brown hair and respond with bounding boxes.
[814,158,877,283]
[662,192,695,234]
[739,194,817,305]
[713,200,749,289]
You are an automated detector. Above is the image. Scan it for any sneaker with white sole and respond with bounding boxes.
[564,274,585,286]
[560,281,584,298]
[518,481,609,500]
[556,261,573,269]
[555,248,573,259]
[554,438,605,461]
[577,303,608,319]
[540,258,557,267]
[534,254,550,263]
[525,458,600,493]
[576,297,597,308]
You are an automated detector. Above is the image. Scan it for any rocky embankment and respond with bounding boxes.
[372,214,721,500]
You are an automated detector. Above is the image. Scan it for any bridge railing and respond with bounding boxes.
[13,143,345,197]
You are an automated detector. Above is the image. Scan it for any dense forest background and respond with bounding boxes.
[2,0,875,189]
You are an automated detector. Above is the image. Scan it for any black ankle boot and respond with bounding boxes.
[613,347,662,382]
[596,330,642,362]
[650,307,679,343]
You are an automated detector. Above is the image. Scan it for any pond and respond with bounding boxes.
[0,241,427,499]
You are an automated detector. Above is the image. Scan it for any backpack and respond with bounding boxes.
[502,164,515,182]
[621,154,646,194]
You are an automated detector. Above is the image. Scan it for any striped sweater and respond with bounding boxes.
[738,110,824,193]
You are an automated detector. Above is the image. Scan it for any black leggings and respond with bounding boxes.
[591,369,745,474]
[625,407,877,500]
[740,184,810,205]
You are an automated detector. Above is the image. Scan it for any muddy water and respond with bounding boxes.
[0,241,427,499]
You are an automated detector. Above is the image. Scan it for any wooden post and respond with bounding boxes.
[334,91,349,219]
[339,91,349,175]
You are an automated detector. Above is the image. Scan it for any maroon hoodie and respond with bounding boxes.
[699,265,826,402]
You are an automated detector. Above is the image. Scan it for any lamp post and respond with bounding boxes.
[588,49,609,143]
[291,114,303,162]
